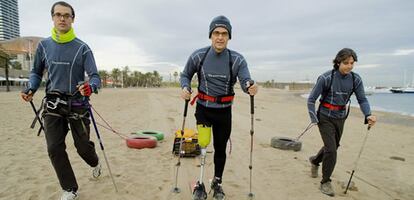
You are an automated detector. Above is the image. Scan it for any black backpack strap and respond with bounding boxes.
[348,71,356,100]
[317,69,335,117]
[227,49,234,95]
[345,71,356,118]
[197,47,211,91]
[320,69,335,103]
[197,47,235,96]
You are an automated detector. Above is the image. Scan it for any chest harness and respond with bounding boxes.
[318,69,355,118]
[190,47,235,105]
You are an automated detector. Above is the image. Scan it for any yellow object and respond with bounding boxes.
[51,27,76,43]
[173,128,200,157]
[175,128,197,139]
[197,124,211,148]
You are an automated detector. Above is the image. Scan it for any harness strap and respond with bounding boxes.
[190,91,235,106]
[318,70,356,118]
[196,47,235,97]
[67,111,89,120]
[321,102,346,111]
[44,112,64,118]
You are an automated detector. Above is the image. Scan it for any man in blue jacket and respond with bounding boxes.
[180,15,258,200]
[307,48,377,196]
[20,2,101,200]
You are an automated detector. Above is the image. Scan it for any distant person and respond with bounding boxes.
[180,15,258,200]
[20,1,101,200]
[307,48,377,196]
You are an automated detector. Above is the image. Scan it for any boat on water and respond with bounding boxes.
[390,87,414,93]
[391,72,414,93]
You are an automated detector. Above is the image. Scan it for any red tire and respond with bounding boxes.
[126,136,157,149]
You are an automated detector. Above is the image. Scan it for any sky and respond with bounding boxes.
[19,0,414,86]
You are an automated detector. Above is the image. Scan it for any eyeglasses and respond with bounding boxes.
[52,13,73,20]
[342,61,355,65]
[212,31,229,38]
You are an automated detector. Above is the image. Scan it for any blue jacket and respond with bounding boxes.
[28,37,100,95]
[180,46,252,108]
[307,69,371,123]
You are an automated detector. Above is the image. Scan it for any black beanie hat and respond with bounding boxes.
[209,15,232,39]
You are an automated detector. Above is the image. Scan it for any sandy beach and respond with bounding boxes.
[0,88,413,200]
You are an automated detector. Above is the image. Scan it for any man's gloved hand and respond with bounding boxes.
[20,87,34,102]
[78,82,93,97]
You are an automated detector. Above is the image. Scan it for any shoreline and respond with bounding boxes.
[297,91,414,120]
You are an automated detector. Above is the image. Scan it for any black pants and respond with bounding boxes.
[195,103,232,181]
[43,103,98,191]
[310,113,345,183]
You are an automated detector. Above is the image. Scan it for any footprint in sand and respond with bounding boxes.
[389,156,405,161]
[168,117,175,122]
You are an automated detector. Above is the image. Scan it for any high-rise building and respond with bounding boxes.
[0,0,20,41]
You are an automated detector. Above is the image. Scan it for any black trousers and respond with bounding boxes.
[43,103,99,191]
[310,113,345,183]
[195,103,232,181]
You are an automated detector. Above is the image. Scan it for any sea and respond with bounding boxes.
[301,92,414,117]
[351,93,414,117]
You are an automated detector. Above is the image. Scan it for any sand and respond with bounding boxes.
[0,88,413,200]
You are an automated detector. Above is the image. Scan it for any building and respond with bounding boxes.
[0,36,42,70]
[0,0,20,41]
[0,36,43,91]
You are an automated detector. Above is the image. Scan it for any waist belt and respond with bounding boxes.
[321,102,346,111]
[190,92,234,105]
[45,92,87,110]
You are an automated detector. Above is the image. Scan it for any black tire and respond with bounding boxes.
[270,136,302,151]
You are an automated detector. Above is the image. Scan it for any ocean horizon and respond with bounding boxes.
[301,93,414,117]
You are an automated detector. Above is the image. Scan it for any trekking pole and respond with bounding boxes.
[344,125,371,194]
[88,103,119,193]
[172,99,190,193]
[248,92,255,199]
[29,100,44,136]
[295,122,316,141]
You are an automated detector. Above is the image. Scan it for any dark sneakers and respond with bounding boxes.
[210,178,226,200]
[192,182,207,200]
[309,156,319,178]
[320,181,335,197]
[92,162,102,178]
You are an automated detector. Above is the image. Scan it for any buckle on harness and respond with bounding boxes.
[46,97,68,110]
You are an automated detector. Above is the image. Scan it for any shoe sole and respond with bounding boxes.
[320,185,335,197]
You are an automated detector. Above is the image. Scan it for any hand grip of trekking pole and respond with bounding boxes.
[183,99,189,117]
[247,80,255,114]
[250,95,254,114]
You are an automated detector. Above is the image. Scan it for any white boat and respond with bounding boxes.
[390,87,414,93]
[391,72,414,93]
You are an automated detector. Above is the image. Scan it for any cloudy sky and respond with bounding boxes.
[19,0,414,86]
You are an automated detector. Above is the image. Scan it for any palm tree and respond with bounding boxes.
[111,68,121,87]
[152,70,162,87]
[98,70,109,87]
[121,66,130,88]
[173,71,178,83]
[0,50,10,91]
